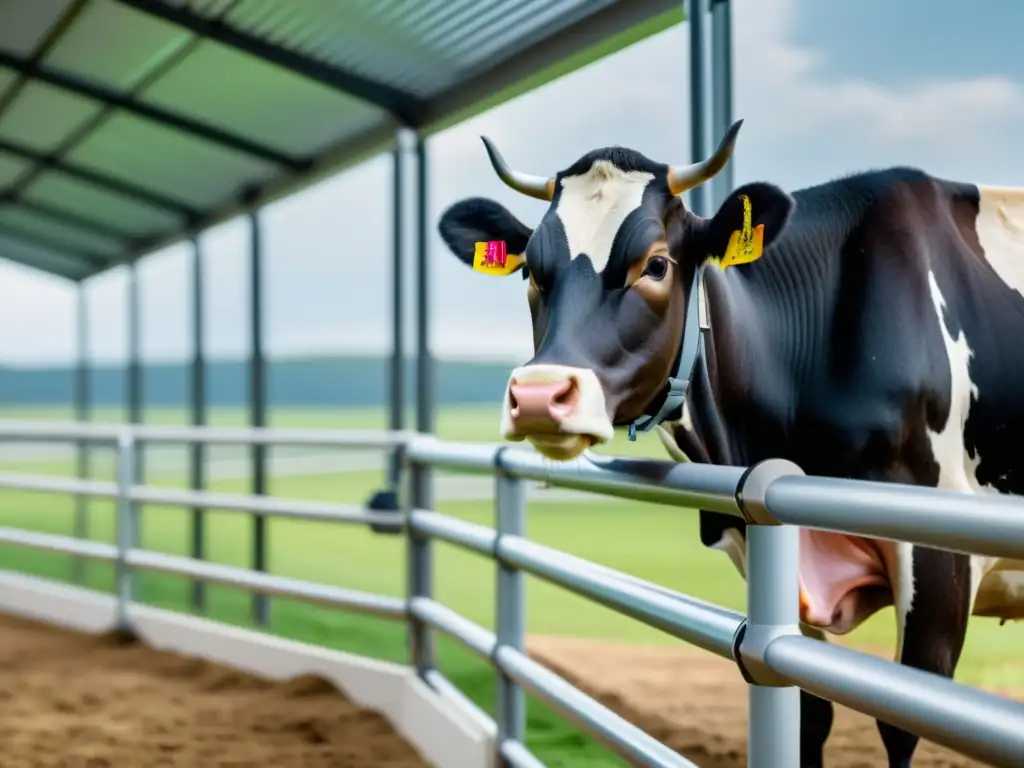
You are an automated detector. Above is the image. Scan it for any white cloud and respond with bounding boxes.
[732,0,1023,183]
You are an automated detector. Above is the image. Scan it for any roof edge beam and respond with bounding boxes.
[0,137,200,219]
[112,0,422,124]
[0,223,112,270]
[6,197,138,243]
[0,51,310,170]
[419,0,683,134]
[0,248,85,281]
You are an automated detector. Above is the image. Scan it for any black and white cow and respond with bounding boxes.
[436,120,1024,767]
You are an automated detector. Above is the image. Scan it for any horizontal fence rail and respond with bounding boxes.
[0,420,1022,767]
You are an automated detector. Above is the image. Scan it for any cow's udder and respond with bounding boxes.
[798,529,892,634]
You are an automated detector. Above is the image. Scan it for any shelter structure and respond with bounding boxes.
[0,0,735,626]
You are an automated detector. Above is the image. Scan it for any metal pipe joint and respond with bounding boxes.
[736,458,803,525]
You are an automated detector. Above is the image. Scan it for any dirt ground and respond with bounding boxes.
[528,635,1012,768]
[0,613,430,768]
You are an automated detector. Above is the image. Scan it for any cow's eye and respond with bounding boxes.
[642,255,669,281]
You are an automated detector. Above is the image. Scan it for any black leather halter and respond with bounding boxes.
[628,265,710,440]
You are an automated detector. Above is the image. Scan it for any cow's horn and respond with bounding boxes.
[480,136,555,201]
[666,119,745,196]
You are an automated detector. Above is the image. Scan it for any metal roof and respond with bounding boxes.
[0,0,683,282]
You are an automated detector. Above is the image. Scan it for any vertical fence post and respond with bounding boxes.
[189,235,207,612]
[73,282,90,585]
[736,460,803,768]
[388,136,406,490]
[126,263,143,601]
[495,471,526,765]
[406,457,434,679]
[248,202,269,628]
[115,429,137,633]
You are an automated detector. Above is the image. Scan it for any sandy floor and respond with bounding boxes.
[528,636,1011,767]
[0,614,430,768]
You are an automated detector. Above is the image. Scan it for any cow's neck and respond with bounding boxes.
[674,244,833,467]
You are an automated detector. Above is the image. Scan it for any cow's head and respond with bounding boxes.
[438,121,794,460]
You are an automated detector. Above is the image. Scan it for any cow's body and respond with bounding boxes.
[657,168,1024,765]
[436,125,1024,767]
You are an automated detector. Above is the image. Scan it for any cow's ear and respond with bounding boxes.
[438,197,533,276]
[703,182,794,268]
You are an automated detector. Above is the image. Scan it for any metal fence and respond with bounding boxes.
[0,420,1022,767]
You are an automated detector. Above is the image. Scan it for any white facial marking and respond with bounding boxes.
[555,161,654,274]
[500,363,614,443]
[974,185,1024,297]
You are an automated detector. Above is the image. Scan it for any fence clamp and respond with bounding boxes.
[735,457,802,526]
[731,619,797,687]
[732,458,805,687]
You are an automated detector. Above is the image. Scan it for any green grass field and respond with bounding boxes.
[0,403,1021,767]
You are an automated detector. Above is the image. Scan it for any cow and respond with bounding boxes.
[435,119,1024,767]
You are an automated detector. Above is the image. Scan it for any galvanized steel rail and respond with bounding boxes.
[0,420,1022,767]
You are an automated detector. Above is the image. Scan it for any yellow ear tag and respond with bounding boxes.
[472,241,526,276]
[720,193,764,268]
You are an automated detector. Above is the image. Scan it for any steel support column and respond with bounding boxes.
[710,0,734,210]
[126,262,143,599]
[249,209,269,628]
[189,236,207,612]
[388,141,406,490]
[415,136,434,440]
[688,0,709,216]
[72,281,90,584]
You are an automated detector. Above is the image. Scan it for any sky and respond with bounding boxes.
[2,0,1023,367]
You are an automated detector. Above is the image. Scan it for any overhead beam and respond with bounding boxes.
[112,0,423,124]
[0,137,200,218]
[417,0,682,131]
[0,223,111,270]
[0,51,310,170]
[8,197,138,244]
[0,246,85,281]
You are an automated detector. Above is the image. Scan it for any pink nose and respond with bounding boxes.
[508,377,580,431]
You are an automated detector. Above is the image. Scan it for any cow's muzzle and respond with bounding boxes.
[500,364,614,461]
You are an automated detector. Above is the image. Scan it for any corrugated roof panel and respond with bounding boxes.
[66,113,279,208]
[0,0,73,58]
[0,205,125,256]
[0,151,32,188]
[22,172,185,237]
[432,0,598,73]
[0,80,106,152]
[204,0,459,97]
[141,40,388,156]
[0,233,90,280]
[0,0,682,279]
[45,0,193,92]
[181,0,238,15]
